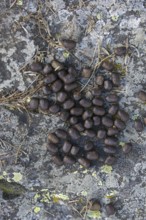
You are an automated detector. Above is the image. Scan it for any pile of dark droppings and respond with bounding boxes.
[27,46,138,169]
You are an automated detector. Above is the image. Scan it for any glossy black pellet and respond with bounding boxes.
[97,130,106,139]
[86,151,99,160]
[114,119,126,130]
[52,80,63,92]
[70,107,84,116]
[63,99,75,110]
[84,141,94,151]
[39,98,49,111]
[49,104,60,114]
[104,137,118,146]
[44,74,57,84]
[78,158,90,168]
[48,133,60,144]
[134,119,143,132]
[55,129,68,139]
[102,116,113,127]
[57,91,68,103]
[62,141,72,153]
[69,127,80,140]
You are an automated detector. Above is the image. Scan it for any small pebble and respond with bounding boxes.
[108,105,119,115]
[96,75,104,86]
[93,107,105,116]
[70,146,79,156]
[114,119,125,130]
[44,74,57,84]
[84,119,93,129]
[104,137,118,146]
[70,107,84,116]
[49,104,60,114]
[117,109,129,122]
[57,91,68,103]
[52,80,63,92]
[104,80,113,90]
[102,116,113,127]
[79,98,92,108]
[43,64,53,75]
[28,97,39,110]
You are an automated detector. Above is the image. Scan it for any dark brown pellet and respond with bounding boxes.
[86,151,99,160]
[105,204,115,216]
[55,129,68,139]
[72,91,82,101]
[107,128,119,136]
[74,123,85,132]
[61,39,76,50]
[93,116,101,126]
[62,73,76,84]
[104,137,118,146]
[39,98,49,111]
[57,91,68,103]
[106,94,118,103]
[92,98,104,106]
[105,156,116,165]
[63,156,75,164]
[48,133,60,144]
[79,98,92,108]
[78,158,90,168]
[114,118,126,130]
[82,110,93,120]
[134,119,143,132]
[84,141,94,151]
[93,107,105,116]
[102,116,113,127]
[138,91,146,102]
[64,83,78,91]
[103,146,116,154]
[42,86,51,95]
[69,127,80,139]
[51,60,64,71]
[28,97,39,110]
[122,143,132,154]
[52,80,63,92]
[49,104,60,114]
[69,116,78,125]
[114,46,127,56]
[70,146,79,156]
[85,130,96,137]
[111,73,120,86]
[52,155,63,166]
[84,119,93,129]
[62,141,72,153]
[30,62,43,72]
[82,67,92,78]
[102,61,114,71]
[104,80,113,90]
[43,64,53,75]
[89,200,101,211]
[97,130,106,139]
[44,74,57,84]
[68,67,76,75]
[57,70,67,80]
[60,111,70,122]
[47,143,58,154]
[70,107,84,116]
[108,105,119,115]
[117,109,129,122]
[92,88,102,96]
[63,99,75,110]
[96,75,104,86]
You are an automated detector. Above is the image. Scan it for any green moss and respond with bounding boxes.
[113,63,126,74]
[0,179,26,195]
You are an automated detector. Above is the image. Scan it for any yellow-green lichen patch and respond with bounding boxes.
[100,165,113,174]
[34,206,41,214]
[87,210,102,219]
